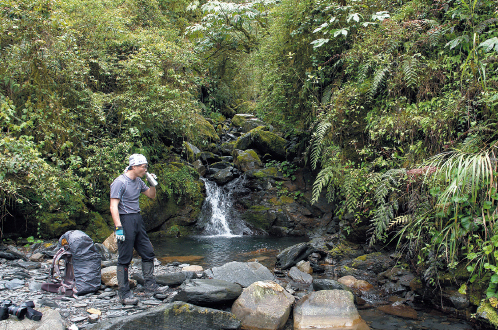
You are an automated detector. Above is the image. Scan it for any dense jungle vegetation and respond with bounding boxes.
[1,0,498,306]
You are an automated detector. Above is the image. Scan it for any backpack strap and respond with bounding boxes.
[50,247,72,279]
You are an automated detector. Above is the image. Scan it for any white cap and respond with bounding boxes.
[128,154,147,169]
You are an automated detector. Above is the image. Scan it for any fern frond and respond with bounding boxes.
[368,65,390,101]
[388,214,412,230]
[321,84,333,105]
[311,165,337,204]
[309,120,332,170]
[402,55,419,89]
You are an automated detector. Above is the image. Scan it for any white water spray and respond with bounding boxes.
[200,177,250,237]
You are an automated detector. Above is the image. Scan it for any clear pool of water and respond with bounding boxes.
[151,235,308,269]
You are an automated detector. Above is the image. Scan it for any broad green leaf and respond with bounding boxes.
[479,37,498,53]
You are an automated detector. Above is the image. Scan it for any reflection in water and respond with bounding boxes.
[152,236,308,269]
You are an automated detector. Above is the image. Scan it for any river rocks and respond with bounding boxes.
[377,303,418,319]
[233,149,263,172]
[212,166,237,185]
[338,276,374,295]
[94,301,240,330]
[294,290,369,330]
[173,279,242,306]
[231,114,267,133]
[102,234,118,254]
[313,279,351,292]
[133,271,186,287]
[288,267,313,288]
[352,252,394,274]
[210,261,274,287]
[231,281,294,330]
[276,243,316,270]
[296,260,313,274]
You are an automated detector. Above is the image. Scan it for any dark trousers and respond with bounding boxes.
[117,213,155,266]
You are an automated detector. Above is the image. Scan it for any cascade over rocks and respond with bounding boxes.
[139,113,340,238]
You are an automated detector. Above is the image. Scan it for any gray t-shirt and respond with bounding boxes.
[110,174,149,214]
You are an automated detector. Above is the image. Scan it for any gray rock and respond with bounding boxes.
[212,167,235,185]
[174,279,242,306]
[133,272,186,286]
[93,301,240,330]
[5,278,25,290]
[449,291,470,310]
[232,281,294,330]
[294,290,368,330]
[71,315,88,323]
[276,243,316,270]
[211,261,274,288]
[40,298,60,308]
[288,267,313,289]
[17,261,41,269]
[313,279,351,292]
[94,243,113,261]
[29,281,43,292]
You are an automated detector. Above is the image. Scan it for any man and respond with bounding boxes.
[110,153,163,305]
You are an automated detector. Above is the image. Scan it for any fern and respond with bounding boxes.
[368,169,406,246]
[402,55,419,89]
[388,214,412,230]
[321,84,333,105]
[368,65,390,101]
[308,120,332,170]
[311,165,338,204]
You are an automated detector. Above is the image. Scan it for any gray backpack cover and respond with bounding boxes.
[58,230,101,295]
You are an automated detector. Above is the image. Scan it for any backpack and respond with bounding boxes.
[42,230,102,296]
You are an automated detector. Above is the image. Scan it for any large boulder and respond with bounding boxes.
[93,301,240,330]
[173,279,243,306]
[294,290,369,330]
[231,281,294,330]
[210,261,274,287]
[250,128,287,160]
[233,149,263,172]
[276,243,316,270]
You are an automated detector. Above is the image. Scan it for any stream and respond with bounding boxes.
[152,176,477,329]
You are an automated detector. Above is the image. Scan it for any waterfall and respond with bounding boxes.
[199,176,251,237]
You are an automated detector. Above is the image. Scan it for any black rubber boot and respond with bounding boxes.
[142,261,167,294]
[117,265,138,305]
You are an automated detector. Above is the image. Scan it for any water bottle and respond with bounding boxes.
[146,172,158,187]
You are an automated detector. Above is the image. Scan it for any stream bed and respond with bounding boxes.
[152,236,477,329]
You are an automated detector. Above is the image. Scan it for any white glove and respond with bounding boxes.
[115,227,125,242]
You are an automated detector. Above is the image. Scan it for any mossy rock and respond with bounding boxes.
[438,263,472,286]
[477,300,498,328]
[250,167,280,179]
[183,142,202,163]
[189,114,220,147]
[234,149,262,172]
[249,127,287,160]
[242,207,273,231]
[231,114,266,132]
[84,212,113,243]
[269,196,295,206]
[158,223,194,238]
[328,240,363,259]
[39,213,77,238]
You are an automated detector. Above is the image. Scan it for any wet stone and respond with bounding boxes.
[71,315,88,323]
[142,300,161,305]
[5,278,25,290]
[17,261,41,269]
